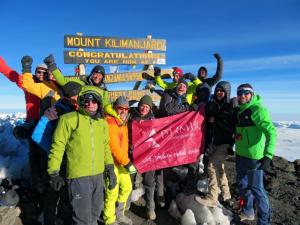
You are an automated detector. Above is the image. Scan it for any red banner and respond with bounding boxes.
[132,109,206,173]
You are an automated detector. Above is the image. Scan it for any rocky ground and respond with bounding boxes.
[1,155,299,225]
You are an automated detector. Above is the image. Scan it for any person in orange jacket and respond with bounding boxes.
[103,96,136,225]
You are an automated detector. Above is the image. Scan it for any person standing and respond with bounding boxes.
[47,86,116,225]
[234,83,276,225]
[158,79,191,117]
[195,81,237,207]
[153,67,202,104]
[31,81,82,225]
[103,96,135,225]
[197,53,223,87]
[129,95,164,220]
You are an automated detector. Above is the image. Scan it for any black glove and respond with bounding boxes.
[184,73,196,81]
[214,53,221,60]
[154,67,161,76]
[105,164,117,189]
[44,54,57,71]
[261,157,271,170]
[190,103,199,111]
[21,56,33,73]
[227,146,235,156]
[13,125,30,139]
[49,174,65,191]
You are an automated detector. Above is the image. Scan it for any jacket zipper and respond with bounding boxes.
[245,129,250,145]
[90,119,95,175]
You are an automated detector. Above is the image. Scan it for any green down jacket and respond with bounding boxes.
[48,86,114,179]
[235,94,277,160]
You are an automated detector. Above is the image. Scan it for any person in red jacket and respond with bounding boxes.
[0,56,50,194]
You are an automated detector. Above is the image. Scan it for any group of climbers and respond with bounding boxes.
[0,52,276,225]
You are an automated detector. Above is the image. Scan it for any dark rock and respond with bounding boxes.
[272,157,295,172]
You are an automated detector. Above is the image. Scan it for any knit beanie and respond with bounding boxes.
[177,78,188,88]
[113,96,129,108]
[90,65,105,76]
[138,95,153,108]
[237,83,254,93]
[35,64,48,71]
[61,82,82,98]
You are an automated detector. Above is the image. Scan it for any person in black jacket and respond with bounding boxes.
[197,53,223,87]
[195,81,237,208]
[158,79,191,117]
[129,95,165,220]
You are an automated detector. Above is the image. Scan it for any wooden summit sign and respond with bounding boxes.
[64,35,166,51]
[66,69,173,83]
[64,50,166,65]
[109,90,161,102]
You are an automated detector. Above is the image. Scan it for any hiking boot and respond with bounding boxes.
[195,196,217,208]
[118,215,133,225]
[157,195,165,207]
[147,209,156,220]
[239,212,255,221]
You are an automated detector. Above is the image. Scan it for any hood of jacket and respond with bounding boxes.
[214,81,231,103]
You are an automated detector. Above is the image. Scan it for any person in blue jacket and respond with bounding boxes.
[31,81,82,225]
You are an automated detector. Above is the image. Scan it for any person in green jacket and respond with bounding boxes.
[234,83,276,225]
[153,66,202,104]
[43,54,120,120]
[47,85,117,225]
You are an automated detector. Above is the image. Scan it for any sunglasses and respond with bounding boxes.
[84,99,98,104]
[116,106,129,111]
[216,89,225,93]
[36,70,48,75]
[237,90,252,96]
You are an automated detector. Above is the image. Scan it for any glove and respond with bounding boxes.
[213,53,221,60]
[227,146,235,156]
[261,156,271,170]
[49,174,65,191]
[184,73,196,81]
[13,125,30,139]
[21,56,33,73]
[190,103,199,111]
[44,54,57,71]
[105,164,117,190]
[154,67,161,76]
[125,162,137,174]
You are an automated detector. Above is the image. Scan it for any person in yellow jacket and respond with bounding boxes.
[43,54,120,120]
[103,96,136,225]
[154,66,202,104]
[21,56,61,111]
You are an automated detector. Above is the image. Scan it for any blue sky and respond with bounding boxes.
[0,0,299,120]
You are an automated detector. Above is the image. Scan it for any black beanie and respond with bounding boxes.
[177,78,188,88]
[90,65,105,76]
[138,95,153,108]
[61,81,82,98]
[197,66,207,77]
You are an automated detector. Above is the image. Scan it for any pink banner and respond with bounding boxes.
[132,108,206,173]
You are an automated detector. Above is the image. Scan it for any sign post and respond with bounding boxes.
[64,33,168,102]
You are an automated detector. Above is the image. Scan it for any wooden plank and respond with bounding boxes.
[65,69,173,83]
[109,90,161,102]
[64,51,166,65]
[64,35,166,51]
